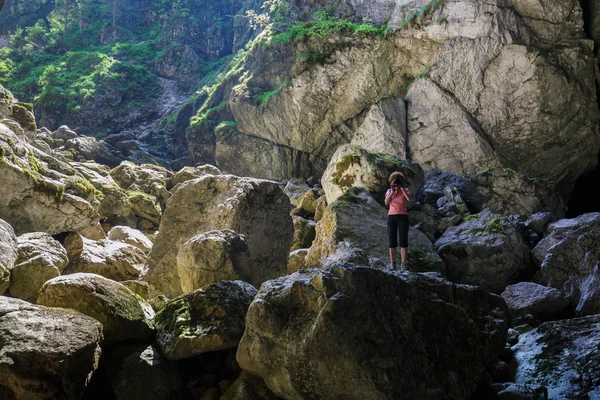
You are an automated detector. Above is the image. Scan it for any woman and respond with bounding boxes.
[384,171,411,270]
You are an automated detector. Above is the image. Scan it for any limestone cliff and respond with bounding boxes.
[180,0,598,200]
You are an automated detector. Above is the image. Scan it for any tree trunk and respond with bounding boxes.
[112,0,116,27]
[0,0,5,13]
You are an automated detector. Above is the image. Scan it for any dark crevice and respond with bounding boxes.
[566,154,600,217]
[580,0,594,43]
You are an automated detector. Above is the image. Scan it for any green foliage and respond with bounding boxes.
[271,19,388,44]
[464,213,481,222]
[253,80,289,110]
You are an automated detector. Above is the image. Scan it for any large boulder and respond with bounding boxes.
[467,168,564,217]
[107,225,153,254]
[37,273,154,344]
[321,144,424,205]
[104,344,183,400]
[9,232,68,302]
[64,136,123,167]
[145,175,293,297]
[512,314,600,399]
[0,219,17,294]
[155,280,257,360]
[110,161,171,193]
[435,210,531,293]
[63,234,147,281]
[532,212,600,315]
[501,282,569,322]
[237,265,509,400]
[0,297,103,400]
[0,124,100,235]
[305,187,444,272]
[71,161,132,219]
[176,230,254,293]
[166,164,222,190]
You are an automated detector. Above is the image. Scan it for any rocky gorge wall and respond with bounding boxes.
[178,0,599,205]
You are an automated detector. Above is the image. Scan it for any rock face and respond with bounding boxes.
[155,281,257,360]
[306,187,443,272]
[0,123,100,235]
[513,314,600,399]
[9,232,68,302]
[291,216,316,251]
[37,273,154,344]
[421,168,565,217]
[0,219,17,294]
[406,78,498,175]
[435,210,531,293]
[350,97,407,160]
[0,297,103,400]
[237,265,509,400]
[321,144,424,205]
[146,175,293,297]
[187,0,598,196]
[104,344,183,400]
[532,213,600,315]
[501,282,569,321]
[176,230,254,293]
[63,234,147,281]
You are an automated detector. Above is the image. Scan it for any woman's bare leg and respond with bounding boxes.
[389,248,397,263]
[400,247,408,263]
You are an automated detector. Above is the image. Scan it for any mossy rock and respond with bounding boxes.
[37,273,154,345]
[323,144,424,205]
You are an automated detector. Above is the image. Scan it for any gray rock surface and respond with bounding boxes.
[435,210,531,293]
[237,265,509,400]
[406,78,498,175]
[0,297,103,400]
[63,234,147,281]
[166,164,221,190]
[9,232,68,302]
[351,96,407,160]
[176,230,254,293]
[146,175,293,297]
[37,273,154,344]
[0,219,17,294]
[0,123,100,235]
[513,314,600,399]
[532,212,600,315]
[107,225,153,254]
[155,280,257,360]
[501,282,569,321]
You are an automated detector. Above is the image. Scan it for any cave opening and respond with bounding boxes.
[566,153,600,218]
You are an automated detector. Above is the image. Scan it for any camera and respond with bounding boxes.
[393,178,403,187]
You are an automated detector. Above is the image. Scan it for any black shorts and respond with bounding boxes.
[388,214,409,248]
